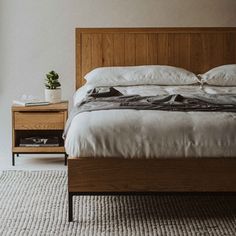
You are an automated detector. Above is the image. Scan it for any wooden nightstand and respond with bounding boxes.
[12,101,68,166]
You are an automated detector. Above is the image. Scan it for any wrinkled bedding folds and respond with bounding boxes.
[65,85,236,158]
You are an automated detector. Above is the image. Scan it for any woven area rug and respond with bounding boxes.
[0,171,235,236]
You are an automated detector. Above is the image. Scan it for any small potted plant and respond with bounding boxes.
[45,70,61,103]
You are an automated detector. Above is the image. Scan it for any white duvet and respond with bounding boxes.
[65,85,236,158]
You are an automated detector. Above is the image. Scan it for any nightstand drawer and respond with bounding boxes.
[14,112,65,130]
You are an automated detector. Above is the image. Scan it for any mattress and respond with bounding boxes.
[65,85,236,158]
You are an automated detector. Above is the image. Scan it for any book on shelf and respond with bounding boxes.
[19,137,60,147]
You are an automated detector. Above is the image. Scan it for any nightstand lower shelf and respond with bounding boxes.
[12,147,68,166]
[13,146,65,153]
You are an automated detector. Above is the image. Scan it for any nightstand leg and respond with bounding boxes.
[68,192,73,222]
[12,153,15,166]
[65,154,68,166]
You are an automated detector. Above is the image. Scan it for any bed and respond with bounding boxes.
[67,28,236,222]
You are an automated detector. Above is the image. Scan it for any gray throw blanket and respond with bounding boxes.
[63,87,236,138]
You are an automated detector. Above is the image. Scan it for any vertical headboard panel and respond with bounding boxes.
[76,28,236,89]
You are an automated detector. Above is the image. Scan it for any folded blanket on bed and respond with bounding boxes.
[63,87,236,138]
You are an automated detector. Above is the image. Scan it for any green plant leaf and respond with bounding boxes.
[45,70,60,89]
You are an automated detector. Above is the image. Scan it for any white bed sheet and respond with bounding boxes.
[66,85,236,158]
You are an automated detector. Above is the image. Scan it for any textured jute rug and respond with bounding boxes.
[0,171,235,236]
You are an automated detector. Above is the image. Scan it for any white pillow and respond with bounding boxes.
[199,64,236,86]
[84,65,199,87]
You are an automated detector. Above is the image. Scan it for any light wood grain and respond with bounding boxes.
[168,33,190,69]
[12,110,15,150]
[76,28,236,34]
[157,33,169,65]
[81,34,92,86]
[68,158,236,192]
[102,34,114,67]
[91,34,103,68]
[76,28,236,88]
[14,112,64,130]
[12,102,68,155]
[114,34,125,66]
[147,34,158,65]
[76,30,82,89]
[124,34,136,65]
[13,146,65,153]
[12,102,68,112]
[135,34,148,65]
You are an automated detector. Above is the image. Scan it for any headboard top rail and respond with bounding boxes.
[77,27,236,33]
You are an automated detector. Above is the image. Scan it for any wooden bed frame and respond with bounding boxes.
[68,27,236,222]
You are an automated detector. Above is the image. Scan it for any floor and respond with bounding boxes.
[0,154,66,171]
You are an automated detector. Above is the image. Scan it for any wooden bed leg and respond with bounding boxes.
[68,192,73,222]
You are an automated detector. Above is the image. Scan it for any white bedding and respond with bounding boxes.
[65,85,236,158]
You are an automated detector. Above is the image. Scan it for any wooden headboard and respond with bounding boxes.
[76,27,236,89]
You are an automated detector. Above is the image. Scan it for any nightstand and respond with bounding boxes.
[12,101,68,166]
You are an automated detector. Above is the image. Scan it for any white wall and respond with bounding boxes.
[1,0,236,161]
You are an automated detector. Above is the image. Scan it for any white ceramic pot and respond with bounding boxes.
[45,88,61,103]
